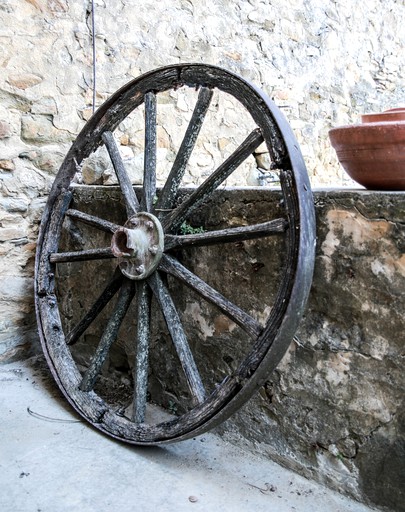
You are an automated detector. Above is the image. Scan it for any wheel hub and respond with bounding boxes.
[111,212,164,280]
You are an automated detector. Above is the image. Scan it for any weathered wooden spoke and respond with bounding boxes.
[102,131,140,217]
[164,218,287,250]
[156,87,213,212]
[66,267,124,346]
[50,247,114,263]
[80,278,136,392]
[132,281,151,423]
[160,254,262,339]
[35,64,315,445]
[148,272,206,405]
[66,209,119,234]
[142,92,157,213]
[163,129,264,233]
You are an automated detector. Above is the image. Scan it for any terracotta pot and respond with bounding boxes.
[329,108,405,190]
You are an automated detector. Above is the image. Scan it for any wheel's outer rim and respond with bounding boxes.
[35,63,316,444]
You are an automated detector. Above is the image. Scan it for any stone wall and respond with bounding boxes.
[1,0,404,360]
[0,3,404,507]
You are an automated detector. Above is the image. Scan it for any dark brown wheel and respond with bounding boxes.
[35,64,315,444]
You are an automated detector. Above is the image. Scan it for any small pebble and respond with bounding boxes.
[188,496,198,503]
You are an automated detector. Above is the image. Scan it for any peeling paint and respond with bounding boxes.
[318,352,352,386]
[183,301,215,340]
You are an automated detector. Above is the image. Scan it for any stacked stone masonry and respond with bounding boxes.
[1,1,404,510]
[0,0,405,360]
[1,0,404,360]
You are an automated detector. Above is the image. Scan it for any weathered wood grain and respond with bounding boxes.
[102,131,139,217]
[80,278,135,392]
[148,272,206,405]
[66,209,119,234]
[132,281,151,423]
[142,92,157,213]
[37,190,72,296]
[50,247,114,263]
[156,87,213,213]
[66,267,124,346]
[163,129,264,233]
[164,218,287,250]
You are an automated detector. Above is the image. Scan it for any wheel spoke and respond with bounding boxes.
[102,131,140,217]
[66,209,119,234]
[148,272,206,404]
[49,247,114,263]
[132,281,151,423]
[156,87,213,212]
[142,92,157,212]
[66,267,124,346]
[164,218,287,250]
[163,128,264,232]
[80,278,136,392]
[160,254,262,339]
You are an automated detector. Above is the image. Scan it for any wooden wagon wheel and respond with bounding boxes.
[35,64,315,444]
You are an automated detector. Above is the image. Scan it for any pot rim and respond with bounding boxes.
[329,121,405,134]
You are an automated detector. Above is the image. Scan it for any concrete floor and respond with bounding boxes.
[0,356,378,512]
